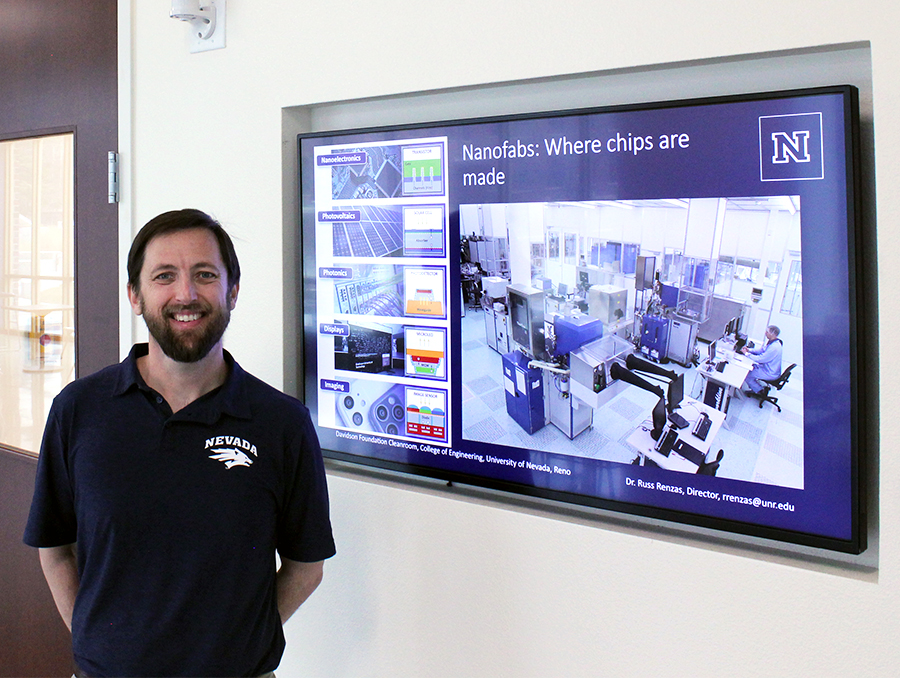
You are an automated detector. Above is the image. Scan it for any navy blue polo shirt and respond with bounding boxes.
[24,344,336,677]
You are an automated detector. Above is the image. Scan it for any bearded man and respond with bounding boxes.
[24,209,335,677]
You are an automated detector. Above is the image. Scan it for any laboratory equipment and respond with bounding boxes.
[625,353,676,381]
[575,265,602,292]
[533,275,553,292]
[635,255,656,291]
[569,334,632,408]
[484,307,498,351]
[659,283,679,308]
[552,315,604,357]
[508,283,548,360]
[548,379,593,439]
[469,236,509,277]
[698,296,749,342]
[639,314,670,362]
[588,284,627,325]
[667,318,699,366]
[483,276,509,300]
[609,362,665,399]
[482,276,511,354]
[502,351,546,434]
[543,315,604,439]
[483,304,510,354]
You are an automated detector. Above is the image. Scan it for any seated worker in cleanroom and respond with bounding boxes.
[741,324,783,395]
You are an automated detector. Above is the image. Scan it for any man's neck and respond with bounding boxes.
[137,340,229,413]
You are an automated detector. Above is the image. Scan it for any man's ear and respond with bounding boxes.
[127,284,143,316]
[228,282,239,310]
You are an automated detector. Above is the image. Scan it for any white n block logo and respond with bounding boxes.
[771,131,811,164]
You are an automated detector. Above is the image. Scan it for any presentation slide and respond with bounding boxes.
[300,87,863,552]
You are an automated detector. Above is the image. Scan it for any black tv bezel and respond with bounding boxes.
[297,85,867,555]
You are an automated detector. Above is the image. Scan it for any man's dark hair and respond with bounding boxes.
[127,209,241,293]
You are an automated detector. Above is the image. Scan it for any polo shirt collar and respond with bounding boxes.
[112,343,252,423]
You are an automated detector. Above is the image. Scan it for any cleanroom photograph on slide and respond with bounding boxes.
[460,196,803,489]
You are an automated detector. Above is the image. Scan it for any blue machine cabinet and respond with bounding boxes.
[640,314,670,362]
[553,314,604,357]
[502,351,546,434]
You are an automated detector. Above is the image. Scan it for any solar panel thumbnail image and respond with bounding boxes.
[332,205,403,258]
[361,220,388,256]
[344,222,373,257]
[368,206,403,252]
[332,223,352,257]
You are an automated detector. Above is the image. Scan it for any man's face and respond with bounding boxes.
[127,228,238,363]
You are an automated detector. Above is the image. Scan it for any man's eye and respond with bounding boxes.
[198,271,217,280]
[155,273,174,281]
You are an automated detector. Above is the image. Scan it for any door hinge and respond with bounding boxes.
[108,151,119,204]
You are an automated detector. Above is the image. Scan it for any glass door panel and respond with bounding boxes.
[0,133,75,453]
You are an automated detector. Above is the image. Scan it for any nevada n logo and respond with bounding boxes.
[207,435,258,469]
[771,130,811,164]
[758,112,824,182]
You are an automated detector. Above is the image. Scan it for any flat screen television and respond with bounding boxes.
[298,85,865,553]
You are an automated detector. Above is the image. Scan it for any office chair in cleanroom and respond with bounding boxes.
[697,449,724,476]
[754,363,797,413]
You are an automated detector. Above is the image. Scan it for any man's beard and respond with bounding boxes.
[140,298,231,363]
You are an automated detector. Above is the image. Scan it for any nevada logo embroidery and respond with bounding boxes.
[206,435,258,469]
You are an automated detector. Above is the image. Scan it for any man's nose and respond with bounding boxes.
[173,276,198,302]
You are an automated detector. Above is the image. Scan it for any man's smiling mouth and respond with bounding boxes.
[169,309,205,323]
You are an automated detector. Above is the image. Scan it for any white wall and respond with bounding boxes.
[122,2,893,676]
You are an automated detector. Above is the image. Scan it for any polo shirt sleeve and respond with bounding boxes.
[23,404,78,548]
[276,408,336,563]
